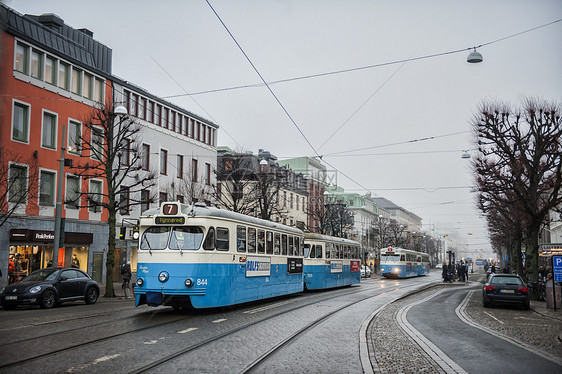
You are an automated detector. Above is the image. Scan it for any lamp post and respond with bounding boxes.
[52,125,67,267]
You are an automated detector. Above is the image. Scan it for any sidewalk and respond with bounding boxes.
[98,282,133,301]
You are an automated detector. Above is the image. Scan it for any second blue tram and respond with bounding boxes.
[134,202,304,309]
[379,247,430,278]
[303,233,361,289]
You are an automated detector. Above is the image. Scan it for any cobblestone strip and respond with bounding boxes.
[366,286,462,374]
[457,290,562,366]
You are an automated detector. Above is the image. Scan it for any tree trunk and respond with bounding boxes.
[104,199,116,297]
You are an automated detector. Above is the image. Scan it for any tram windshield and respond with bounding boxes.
[380,253,401,263]
[140,226,204,250]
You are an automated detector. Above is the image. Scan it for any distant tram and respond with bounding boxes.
[134,202,304,309]
[303,233,361,290]
[379,247,430,278]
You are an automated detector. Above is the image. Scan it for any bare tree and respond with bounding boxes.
[0,148,40,228]
[68,104,158,297]
[471,98,562,285]
[165,164,213,205]
[252,162,289,221]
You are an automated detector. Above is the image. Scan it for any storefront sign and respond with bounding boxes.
[34,231,55,241]
[9,229,92,244]
[9,229,29,241]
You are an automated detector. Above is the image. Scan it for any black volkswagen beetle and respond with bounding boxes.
[0,267,100,310]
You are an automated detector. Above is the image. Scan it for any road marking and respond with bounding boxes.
[212,318,227,323]
[483,311,504,324]
[396,289,468,374]
[243,299,298,314]
[178,327,198,334]
[456,290,562,367]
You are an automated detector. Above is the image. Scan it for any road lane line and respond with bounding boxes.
[212,319,227,323]
[178,327,198,334]
[483,311,504,324]
[456,290,562,367]
[397,289,468,374]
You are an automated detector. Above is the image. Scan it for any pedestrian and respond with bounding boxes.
[441,262,448,282]
[121,261,132,297]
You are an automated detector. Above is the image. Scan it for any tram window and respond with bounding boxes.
[295,237,301,256]
[169,226,204,250]
[354,246,359,259]
[335,245,340,259]
[304,244,311,258]
[400,255,405,261]
[266,231,273,254]
[316,245,323,259]
[343,246,348,259]
[203,227,215,250]
[288,236,294,256]
[257,230,265,254]
[281,234,288,255]
[326,243,331,259]
[140,226,170,250]
[248,228,256,253]
[274,233,280,255]
[236,226,246,252]
[216,227,229,251]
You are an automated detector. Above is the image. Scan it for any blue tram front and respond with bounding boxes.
[134,202,304,309]
[379,247,430,278]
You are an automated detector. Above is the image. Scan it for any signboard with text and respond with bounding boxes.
[553,256,562,282]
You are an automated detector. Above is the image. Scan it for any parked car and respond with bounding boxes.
[0,267,100,310]
[361,265,371,278]
[482,273,530,310]
[435,263,443,269]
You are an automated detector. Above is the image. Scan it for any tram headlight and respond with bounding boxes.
[158,271,169,283]
[185,278,193,287]
[393,268,400,273]
[136,278,144,287]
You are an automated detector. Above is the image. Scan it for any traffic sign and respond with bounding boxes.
[553,256,562,282]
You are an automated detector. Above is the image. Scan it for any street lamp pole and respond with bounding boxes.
[52,124,67,267]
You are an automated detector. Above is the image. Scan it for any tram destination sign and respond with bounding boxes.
[287,257,303,274]
[155,216,185,225]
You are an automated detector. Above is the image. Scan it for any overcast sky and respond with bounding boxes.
[6,0,562,259]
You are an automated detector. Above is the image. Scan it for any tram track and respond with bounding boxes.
[127,280,425,374]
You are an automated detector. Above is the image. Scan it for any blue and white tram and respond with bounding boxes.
[303,233,361,290]
[134,202,304,309]
[379,247,430,278]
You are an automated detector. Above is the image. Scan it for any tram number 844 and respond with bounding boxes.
[196,279,208,286]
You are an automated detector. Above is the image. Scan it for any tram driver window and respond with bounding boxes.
[169,226,204,250]
[140,226,171,250]
[257,230,265,254]
[203,227,216,250]
[216,227,229,251]
[304,244,311,258]
[248,228,256,253]
[236,226,246,252]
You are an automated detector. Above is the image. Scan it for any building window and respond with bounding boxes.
[139,98,147,120]
[130,94,137,117]
[31,49,43,79]
[45,56,56,85]
[9,164,28,203]
[140,189,150,213]
[89,180,102,212]
[192,159,198,182]
[58,62,69,89]
[91,127,103,161]
[154,105,160,126]
[159,192,167,204]
[162,108,168,129]
[15,42,28,73]
[120,139,130,166]
[177,155,184,179]
[66,175,80,209]
[12,101,30,143]
[71,67,82,95]
[141,144,150,170]
[205,163,211,186]
[170,111,175,131]
[147,101,154,123]
[119,186,130,215]
[160,149,168,175]
[39,170,56,206]
[94,78,104,102]
[83,73,93,99]
[68,120,81,154]
[42,111,57,150]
